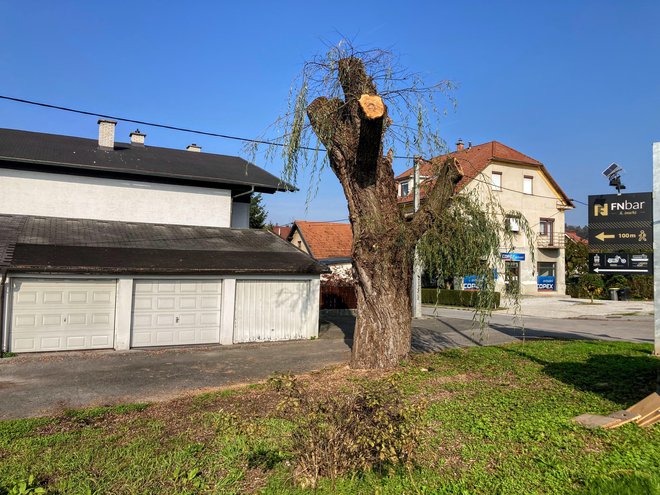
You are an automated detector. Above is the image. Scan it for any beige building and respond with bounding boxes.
[396,140,574,295]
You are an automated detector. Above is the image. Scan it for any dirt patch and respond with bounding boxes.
[32,365,394,441]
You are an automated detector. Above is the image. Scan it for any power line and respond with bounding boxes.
[0,95,290,148]
[1,94,588,207]
[0,94,413,159]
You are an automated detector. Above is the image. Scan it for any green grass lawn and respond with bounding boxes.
[0,340,658,494]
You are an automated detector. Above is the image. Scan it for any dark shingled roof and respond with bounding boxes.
[0,215,328,275]
[0,128,293,193]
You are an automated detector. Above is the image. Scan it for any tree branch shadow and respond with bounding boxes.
[500,342,658,406]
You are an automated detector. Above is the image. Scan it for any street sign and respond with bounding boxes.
[589,252,653,275]
[501,252,525,261]
[588,192,653,250]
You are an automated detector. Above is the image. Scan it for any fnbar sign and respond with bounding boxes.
[588,192,653,250]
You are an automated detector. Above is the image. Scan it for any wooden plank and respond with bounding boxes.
[626,392,660,422]
[637,411,660,428]
[573,414,622,429]
[604,410,642,429]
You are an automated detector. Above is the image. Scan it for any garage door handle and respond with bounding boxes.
[175,316,180,323]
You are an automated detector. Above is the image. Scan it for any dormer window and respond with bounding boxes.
[400,182,409,197]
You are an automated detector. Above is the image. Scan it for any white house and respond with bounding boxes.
[0,121,325,353]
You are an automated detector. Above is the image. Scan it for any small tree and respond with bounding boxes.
[249,193,268,229]
[579,273,605,303]
[565,237,588,281]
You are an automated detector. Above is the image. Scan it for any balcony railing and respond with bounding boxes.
[537,232,565,249]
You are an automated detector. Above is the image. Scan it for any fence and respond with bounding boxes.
[320,284,357,310]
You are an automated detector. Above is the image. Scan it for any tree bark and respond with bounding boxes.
[306,57,460,369]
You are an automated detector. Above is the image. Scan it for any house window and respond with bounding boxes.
[539,218,554,236]
[538,262,556,277]
[537,262,557,292]
[492,172,502,191]
[540,218,554,245]
[400,182,409,197]
[523,176,533,195]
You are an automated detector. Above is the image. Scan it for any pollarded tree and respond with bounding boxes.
[255,43,525,369]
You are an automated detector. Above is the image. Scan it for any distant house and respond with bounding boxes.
[288,221,353,281]
[396,140,574,295]
[0,121,325,353]
[565,231,588,245]
[271,225,292,241]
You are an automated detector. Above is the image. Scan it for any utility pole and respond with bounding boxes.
[412,155,422,318]
[654,142,660,357]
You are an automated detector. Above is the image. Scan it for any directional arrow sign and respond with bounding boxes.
[595,232,615,242]
[588,227,652,249]
[594,268,649,274]
[589,252,653,275]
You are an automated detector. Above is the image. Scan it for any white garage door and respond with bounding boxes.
[234,280,311,343]
[10,278,116,353]
[131,280,222,347]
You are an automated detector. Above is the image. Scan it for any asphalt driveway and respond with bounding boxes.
[0,312,654,420]
[0,339,350,420]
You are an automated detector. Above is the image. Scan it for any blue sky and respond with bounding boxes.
[1,1,658,226]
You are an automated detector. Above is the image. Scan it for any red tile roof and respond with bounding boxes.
[293,221,353,260]
[271,225,292,240]
[395,141,572,207]
[565,231,588,245]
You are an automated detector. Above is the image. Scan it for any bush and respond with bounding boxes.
[269,373,423,488]
[421,288,500,308]
[605,274,629,290]
[629,275,653,300]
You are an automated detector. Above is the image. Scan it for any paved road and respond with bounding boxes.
[413,308,653,352]
[0,313,653,419]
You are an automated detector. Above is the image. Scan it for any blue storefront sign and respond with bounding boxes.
[462,275,479,291]
[537,276,556,291]
[461,271,498,291]
[501,252,525,261]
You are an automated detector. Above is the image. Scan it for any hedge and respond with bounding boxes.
[421,288,500,308]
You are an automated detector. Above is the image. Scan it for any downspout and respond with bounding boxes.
[0,270,7,354]
[230,186,255,228]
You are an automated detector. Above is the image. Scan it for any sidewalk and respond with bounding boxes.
[425,294,654,320]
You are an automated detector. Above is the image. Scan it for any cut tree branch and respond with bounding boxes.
[409,156,463,241]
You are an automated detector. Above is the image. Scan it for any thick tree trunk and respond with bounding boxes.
[351,247,412,368]
[306,56,461,369]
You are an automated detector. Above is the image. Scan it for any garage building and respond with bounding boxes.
[0,122,326,353]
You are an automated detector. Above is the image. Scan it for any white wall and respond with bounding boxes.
[0,168,232,228]
[322,262,354,282]
[233,278,319,343]
[3,273,321,352]
[464,161,569,295]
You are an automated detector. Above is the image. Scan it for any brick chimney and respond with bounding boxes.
[98,119,117,150]
[186,143,202,152]
[456,138,464,151]
[129,129,146,146]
